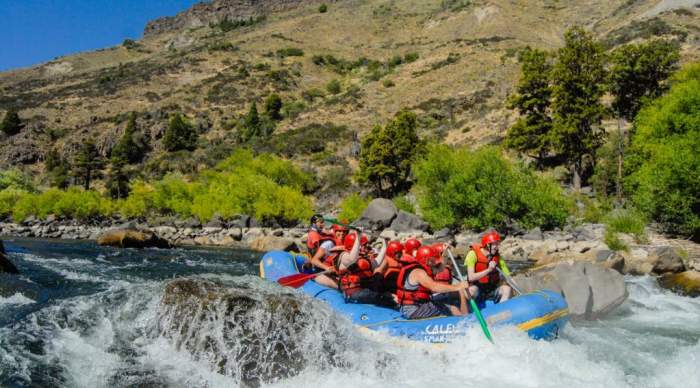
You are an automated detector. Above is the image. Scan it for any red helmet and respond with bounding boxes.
[431,242,446,257]
[331,224,348,232]
[403,238,421,255]
[415,246,439,267]
[344,233,368,251]
[386,240,403,258]
[481,231,501,246]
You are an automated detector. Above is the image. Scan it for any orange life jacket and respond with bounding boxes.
[396,263,433,305]
[322,246,345,268]
[306,228,335,257]
[471,243,501,285]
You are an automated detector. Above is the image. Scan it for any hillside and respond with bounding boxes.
[1,0,699,202]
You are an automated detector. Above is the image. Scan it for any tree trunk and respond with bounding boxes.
[572,160,581,192]
[84,169,91,191]
[616,118,624,205]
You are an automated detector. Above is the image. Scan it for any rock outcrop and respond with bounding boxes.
[144,0,335,36]
[97,229,171,249]
[0,240,19,274]
[353,198,398,231]
[513,261,628,320]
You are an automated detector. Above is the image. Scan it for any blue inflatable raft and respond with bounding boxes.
[260,250,569,343]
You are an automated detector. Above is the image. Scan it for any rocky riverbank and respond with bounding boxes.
[2,197,699,304]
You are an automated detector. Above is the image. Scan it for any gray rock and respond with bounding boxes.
[521,227,543,241]
[433,228,453,240]
[205,214,224,228]
[649,246,685,274]
[389,210,429,232]
[513,261,628,320]
[229,215,251,228]
[354,198,398,231]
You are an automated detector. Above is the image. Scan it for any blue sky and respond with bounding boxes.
[1,0,202,71]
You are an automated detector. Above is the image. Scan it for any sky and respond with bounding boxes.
[1,0,202,71]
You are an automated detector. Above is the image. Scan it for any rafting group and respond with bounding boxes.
[299,214,514,320]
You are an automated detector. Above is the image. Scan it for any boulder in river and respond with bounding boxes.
[622,246,685,275]
[0,252,19,274]
[354,198,397,231]
[97,229,171,249]
[658,270,700,297]
[158,278,357,386]
[249,236,300,252]
[513,261,628,320]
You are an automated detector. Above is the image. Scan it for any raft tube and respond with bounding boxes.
[260,250,569,343]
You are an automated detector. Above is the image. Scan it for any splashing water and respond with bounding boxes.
[0,238,698,388]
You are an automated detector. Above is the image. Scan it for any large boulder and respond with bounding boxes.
[353,198,397,231]
[622,246,685,275]
[97,229,171,248]
[0,252,19,274]
[659,270,700,297]
[389,210,429,233]
[513,261,628,320]
[158,278,354,386]
[249,236,300,252]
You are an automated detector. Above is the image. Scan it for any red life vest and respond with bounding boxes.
[306,228,335,256]
[395,263,433,305]
[471,243,501,285]
[322,246,345,268]
[338,256,375,296]
[434,267,453,284]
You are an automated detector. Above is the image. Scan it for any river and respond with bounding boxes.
[0,238,698,388]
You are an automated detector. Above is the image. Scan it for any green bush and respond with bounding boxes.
[603,208,647,243]
[318,3,328,13]
[0,189,28,218]
[6,188,112,221]
[404,52,419,63]
[393,195,415,214]
[276,47,304,58]
[604,229,628,252]
[0,169,35,192]
[326,79,342,94]
[338,193,370,223]
[413,145,570,230]
[281,100,306,119]
[626,63,700,240]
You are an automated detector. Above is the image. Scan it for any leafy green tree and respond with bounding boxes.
[413,145,569,231]
[163,113,197,152]
[112,112,146,163]
[505,47,553,168]
[0,109,23,136]
[625,63,700,240]
[606,40,679,201]
[319,3,328,13]
[73,140,103,190]
[551,27,607,190]
[241,102,275,142]
[356,110,421,197]
[264,94,283,121]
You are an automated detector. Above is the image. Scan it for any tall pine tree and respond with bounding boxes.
[505,47,553,168]
[112,112,146,163]
[0,109,23,136]
[163,113,197,152]
[73,140,103,190]
[551,27,607,190]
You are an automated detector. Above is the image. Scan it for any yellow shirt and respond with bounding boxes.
[464,250,511,276]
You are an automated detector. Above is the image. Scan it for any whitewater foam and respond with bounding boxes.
[0,293,35,306]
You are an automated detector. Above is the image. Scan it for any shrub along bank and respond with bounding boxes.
[0,150,314,225]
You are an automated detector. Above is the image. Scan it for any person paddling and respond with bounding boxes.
[396,245,471,319]
[464,230,512,304]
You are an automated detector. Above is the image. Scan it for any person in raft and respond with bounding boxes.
[396,245,471,319]
[335,231,396,308]
[305,214,341,289]
[464,230,512,303]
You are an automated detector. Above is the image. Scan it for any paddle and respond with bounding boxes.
[323,217,362,232]
[447,248,494,343]
[495,267,524,295]
[278,269,333,288]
